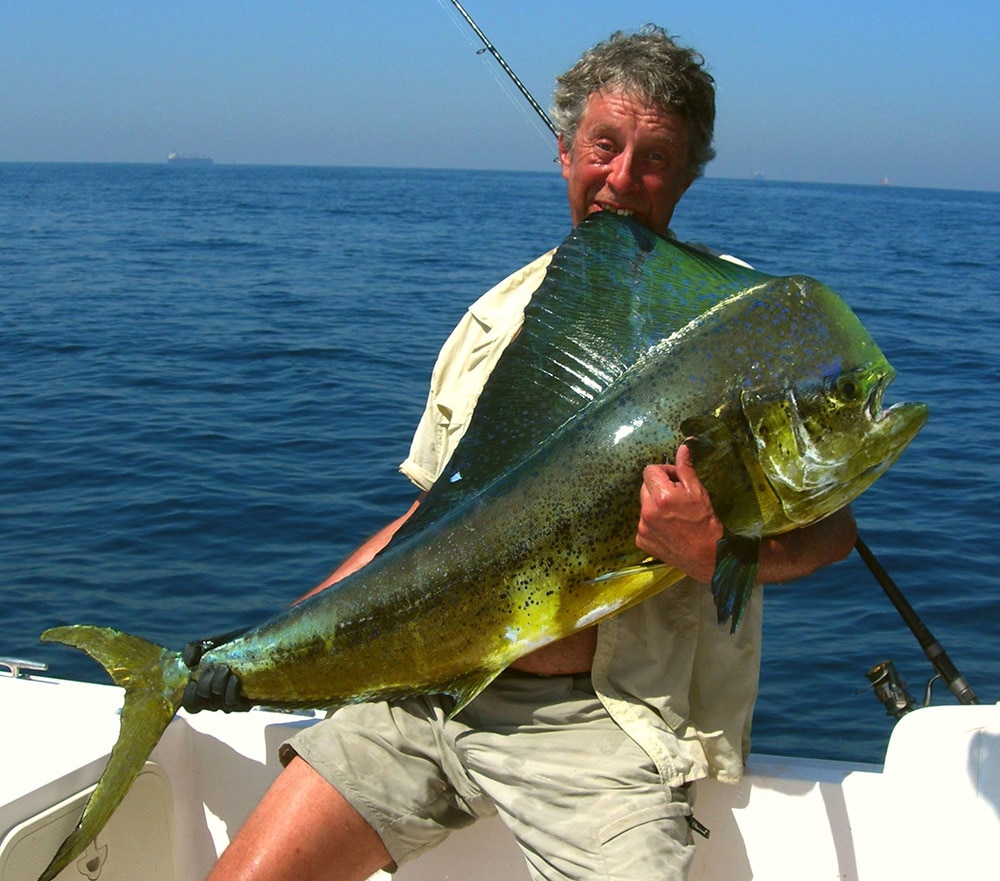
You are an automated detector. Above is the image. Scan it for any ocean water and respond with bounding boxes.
[1,163,998,765]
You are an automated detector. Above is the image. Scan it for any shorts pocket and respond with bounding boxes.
[598,801,695,881]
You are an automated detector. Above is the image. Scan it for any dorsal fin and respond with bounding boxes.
[393,213,772,543]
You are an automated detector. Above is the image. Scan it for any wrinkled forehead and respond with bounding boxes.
[582,86,686,126]
[574,88,690,158]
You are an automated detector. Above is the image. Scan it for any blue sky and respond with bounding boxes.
[3,1,998,191]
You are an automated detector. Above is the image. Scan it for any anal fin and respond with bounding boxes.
[446,670,503,719]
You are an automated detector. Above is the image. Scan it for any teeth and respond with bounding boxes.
[596,205,633,217]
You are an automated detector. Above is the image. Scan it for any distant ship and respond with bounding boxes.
[167,151,214,166]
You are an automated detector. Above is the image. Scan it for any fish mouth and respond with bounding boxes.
[741,367,928,526]
[803,366,927,478]
[866,370,927,447]
[827,393,929,512]
[867,368,895,423]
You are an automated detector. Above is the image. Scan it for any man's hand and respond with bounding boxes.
[638,443,859,587]
[636,443,723,583]
[182,664,254,714]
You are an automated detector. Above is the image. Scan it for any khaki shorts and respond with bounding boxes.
[281,670,694,881]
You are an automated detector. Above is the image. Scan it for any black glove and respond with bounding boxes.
[182,627,249,669]
[182,663,255,714]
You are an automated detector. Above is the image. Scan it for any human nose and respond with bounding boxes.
[606,147,640,194]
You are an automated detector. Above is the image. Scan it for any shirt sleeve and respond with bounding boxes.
[398,237,747,490]
[399,250,555,490]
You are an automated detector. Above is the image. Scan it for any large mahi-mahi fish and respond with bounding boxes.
[37,213,926,880]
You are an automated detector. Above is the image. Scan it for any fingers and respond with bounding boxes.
[635,442,722,582]
[674,441,696,478]
[669,442,704,495]
[182,679,202,713]
[640,443,702,504]
[181,664,253,714]
[640,462,675,504]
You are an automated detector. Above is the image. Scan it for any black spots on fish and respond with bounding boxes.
[516,592,548,613]
[531,554,560,580]
[492,587,517,619]
[615,391,637,411]
[494,574,558,623]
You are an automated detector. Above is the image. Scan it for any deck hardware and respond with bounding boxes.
[0,657,49,679]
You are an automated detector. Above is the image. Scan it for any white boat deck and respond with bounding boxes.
[1,672,997,880]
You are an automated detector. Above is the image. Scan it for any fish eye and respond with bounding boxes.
[835,376,862,401]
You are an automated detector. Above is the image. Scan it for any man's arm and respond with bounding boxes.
[291,495,425,605]
[636,443,857,584]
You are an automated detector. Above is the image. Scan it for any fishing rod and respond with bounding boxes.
[445,1,979,714]
[857,536,978,712]
[446,0,558,138]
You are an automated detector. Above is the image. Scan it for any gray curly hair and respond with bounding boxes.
[551,26,717,179]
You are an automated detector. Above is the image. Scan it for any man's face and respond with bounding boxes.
[559,89,695,236]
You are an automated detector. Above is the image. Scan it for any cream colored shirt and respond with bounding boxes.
[400,248,762,786]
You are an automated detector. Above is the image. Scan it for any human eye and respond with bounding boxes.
[644,143,677,164]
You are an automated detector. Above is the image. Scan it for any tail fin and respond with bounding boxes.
[37,625,189,881]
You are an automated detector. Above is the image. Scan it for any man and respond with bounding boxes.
[199,27,856,881]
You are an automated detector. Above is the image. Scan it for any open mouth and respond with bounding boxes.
[868,370,895,422]
[593,203,634,218]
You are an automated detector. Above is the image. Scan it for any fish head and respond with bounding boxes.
[736,278,928,527]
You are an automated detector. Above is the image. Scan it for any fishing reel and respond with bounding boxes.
[866,659,949,719]
[857,536,978,718]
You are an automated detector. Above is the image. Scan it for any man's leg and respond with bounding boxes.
[456,672,696,881]
[207,756,392,881]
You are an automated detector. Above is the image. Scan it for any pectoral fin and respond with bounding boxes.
[711,531,760,633]
[583,563,688,621]
[680,415,736,467]
[680,415,762,527]
[446,669,503,718]
[586,560,685,595]
[679,415,762,632]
